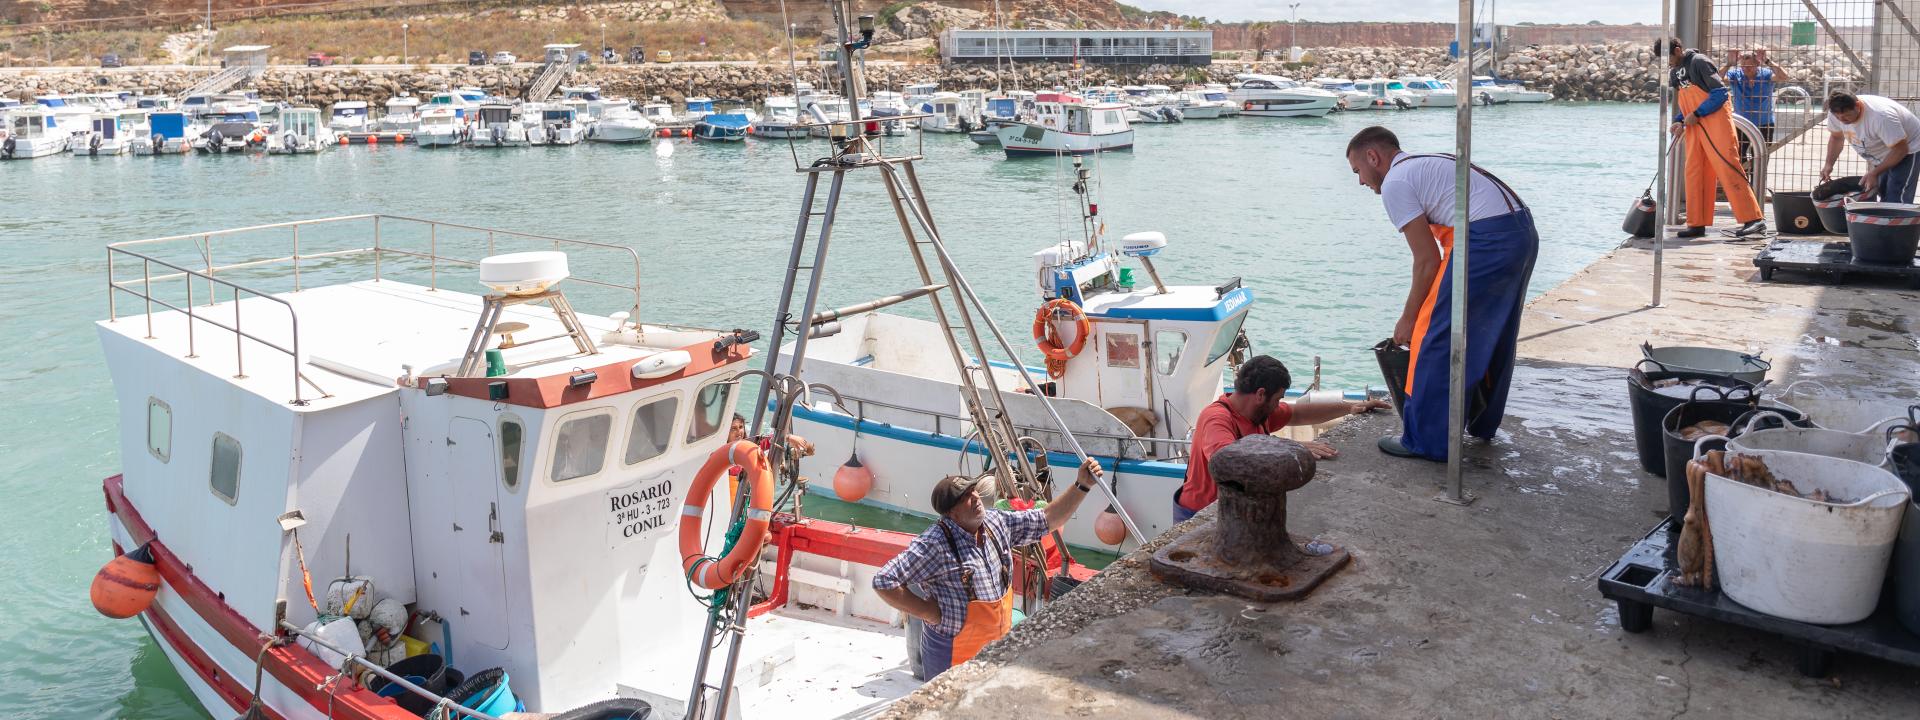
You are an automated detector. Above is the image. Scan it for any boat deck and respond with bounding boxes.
[732,606,919,719]
[878,231,1920,719]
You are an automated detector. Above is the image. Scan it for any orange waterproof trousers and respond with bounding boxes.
[1679,84,1763,228]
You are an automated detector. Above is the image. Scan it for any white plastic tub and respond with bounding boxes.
[1726,412,1898,468]
[1706,449,1910,625]
[1773,381,1914,434]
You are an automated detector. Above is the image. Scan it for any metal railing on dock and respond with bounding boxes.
[105,214,645,405]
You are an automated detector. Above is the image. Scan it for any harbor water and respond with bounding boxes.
[0,102,1652,718]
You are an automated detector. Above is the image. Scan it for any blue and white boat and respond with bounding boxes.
[135,111,193,155]
[3,107,71,159]
[691,111,749,142]
[782,159,1277,553]
[684,96,716,121]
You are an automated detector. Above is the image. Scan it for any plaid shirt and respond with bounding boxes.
[872,509,1050,637]
[1726,67,1776,127]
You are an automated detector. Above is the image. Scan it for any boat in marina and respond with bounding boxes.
[191,121,263,154]
[1495,79,1554,103]
[639,99,686,133]
[752,95,811,139]
[464,103,530,148]
[413,106,466,148]
[916,92,978,134]
[1468,76,1516,104]
[803,94,853,138]
[691,110,750,142]
[425,89,483,122]
[1312,78,1380,110]
[133,110,193,155]
[684,96,716,122]
[1399,76,1460,108]
[1227,74,1339,117]
[992,92,1133,158]
[72,109,146,157]
[328,101,372,134]
[903,81,939,109]
[266,107,335,154]
[1354,78,1419,110]
[529,104,588,146]
[379,95,422,135]
[1173,88,1230,119]
[133,94,177,111]
[586,104,658,143]
[3,107,71,159]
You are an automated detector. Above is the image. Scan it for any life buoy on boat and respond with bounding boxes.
[678,440,775,590]
[1032,298,1091,378]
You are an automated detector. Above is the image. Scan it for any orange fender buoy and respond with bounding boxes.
[92,543,160,619]
[679,441,774,590]
[338,135,348,145]
[394,133,406,143]
[1094,506,1127,546]
[1032,298,1091,378]
[368,135,379,145]
[833,453,873,503]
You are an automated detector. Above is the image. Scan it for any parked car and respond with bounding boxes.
[306,53,334,67]
[602,47,618,64]
[468,51,487,66]
[655,49,673,64]
[492,51,517,65]
[100,54,124,68]
[627,45,647,64]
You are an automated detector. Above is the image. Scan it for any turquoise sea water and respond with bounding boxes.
[0,102,1654,718]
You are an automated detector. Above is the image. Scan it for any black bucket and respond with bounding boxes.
[366,654,451,716]
[1373,339,1411,417]
[1889,439,1919,637]
[554,698,655,720]
[1627,360,1754,477]
[1771,191,1823,235]
[1845,203,1920,265]
[1812,176,1863,234]
[1660,400,1809,519]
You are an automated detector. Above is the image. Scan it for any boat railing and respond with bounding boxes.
[841,394,1191,463]
[106,214,644,406]
[277,620,503,720]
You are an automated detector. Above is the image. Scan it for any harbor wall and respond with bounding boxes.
[0,42,1866,104]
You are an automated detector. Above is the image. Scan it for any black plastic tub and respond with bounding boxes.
[1373,339,1411,417]
[365,654,452,716]
[1812,176,1863,234]
[1845,203,1920,265]
[1773,190,1824,235]
[1891,441,1919,637]
[554,699,654,720]
[1627,361,1754,476]
[1660,400,1809,519]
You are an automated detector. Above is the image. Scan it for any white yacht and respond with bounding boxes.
[266,107,335,154]
[640,100,683,129]
[424,90,480,122]
[528,104,587,146]
[1499,80,1554,103]
[181,93,217,119]
[1200,83,1240,116]
[1227,74,1339,117]
[329,101,372,134]
[1173,88,1230,119]
[1310,78,1380,110]
[1468,76,1516,104]
[380,95,422,135]
[414,106,466,148]
[1398,76,1460,108]
[586,104,657,143]
[464,103,530,148]
[903,81,939,109]
[993,92,1133,157]
[3,107,71,159]
[751,95,810,139]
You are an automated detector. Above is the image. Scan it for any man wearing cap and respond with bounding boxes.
[872,458,1103,680]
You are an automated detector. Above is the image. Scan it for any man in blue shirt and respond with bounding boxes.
[1723,49,1784,170]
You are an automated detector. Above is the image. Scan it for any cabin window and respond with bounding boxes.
[1206,312,1250,366]
[210,433,242,504]
[625,395,680,465]
[1154,330,1187,375]
[147,398,172,463]
[1105,332,1142,369]
[688,377,734,443]
[1103,110,1122,126]
[551,411,612,482]
[499,416,524,491]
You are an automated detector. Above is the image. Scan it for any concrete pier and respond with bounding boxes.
[880,234,1920,719]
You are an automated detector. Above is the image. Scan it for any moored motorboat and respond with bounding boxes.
[72,109,146,157]
[133,110,194,155]
[586,104,658,143]
[379,94,422,135]
[413,106,466,148]
[3,107,71,159]
[691,110,750,142]
[266,107,335,154]
[1227,74,1339,117]
[1398,76,1460,108]
[328,101,372,134]
[464,103,530,148]
[751,95,811,139]
[993,92,1133,158]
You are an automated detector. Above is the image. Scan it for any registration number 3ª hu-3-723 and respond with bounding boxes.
[607,476,676,548]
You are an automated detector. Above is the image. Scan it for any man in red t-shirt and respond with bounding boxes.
[1174,355,1388,522]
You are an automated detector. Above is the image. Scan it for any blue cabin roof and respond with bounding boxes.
[687,99,716,112]
[150,113,188,136]
[699,112,751,128]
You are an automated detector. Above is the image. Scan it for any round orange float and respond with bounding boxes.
[91,543,160,619]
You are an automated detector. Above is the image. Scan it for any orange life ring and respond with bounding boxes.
[1032,298,1091,377]
[678,440,775,590]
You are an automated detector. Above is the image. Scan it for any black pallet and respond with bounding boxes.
[1753,239,1920,288]
[1596,516,1920,677]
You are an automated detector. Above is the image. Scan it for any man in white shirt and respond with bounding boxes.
[1821,92,1920,204]
[1344,126,1540,461]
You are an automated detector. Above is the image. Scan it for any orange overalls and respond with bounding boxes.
[1679,83,1764,228]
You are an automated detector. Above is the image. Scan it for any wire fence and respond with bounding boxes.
[1710,0,1920,193]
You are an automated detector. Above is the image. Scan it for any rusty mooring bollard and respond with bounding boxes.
[1150,434,1350,601]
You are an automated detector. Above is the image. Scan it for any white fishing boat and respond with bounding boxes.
[529,104,588,146]
[751,95,811,139]
[267,107,335,154]
[916,92,977,134]
[1172,89,1229,119]
[134,94,178,111]
[91,213,1091,720]
[1498,80,1554,103]
[464,103,531,148]
[329,101,372,134]
[1398,76,1460,108]
[192,120,263,154]
[870,89,910,116]
[72,109,147,156]
[379,95,422,134]
[903,82,939,109]
[1227,74,1339,117]
[181,93,217,119]
[413,106,466,148]
[1354,78,1419,110]
[992,92,1133,158]
[2,107,71,159]
[683,96,716,122]
[1468,76,1516,104]
[424,90,481,123]
[32,94,96,139]
[1310,78,1379,110]
[586,104,658,143]
[639,100,684,131]
[803,95,854,138]
[133,110,194,155]
[784,157,1256,552]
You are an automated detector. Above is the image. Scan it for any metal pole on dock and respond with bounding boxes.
[1442,0,1473,505]
[1652,0,1672,308]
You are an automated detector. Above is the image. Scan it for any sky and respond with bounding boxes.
[1136,1,1660,26]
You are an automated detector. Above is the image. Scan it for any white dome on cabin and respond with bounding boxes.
[479,251,570,296]
[1120,231,1167,257]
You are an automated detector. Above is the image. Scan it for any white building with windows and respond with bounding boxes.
[941,29,1213,66]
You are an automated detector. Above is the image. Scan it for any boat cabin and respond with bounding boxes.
[385,95,421,114]
[684,97,715,116]
[10,108,53,139]
[330,101,369,122]
[147,111,188,141]
[136,95,177,110]
[276,107,325,143]
[540,106,578,127]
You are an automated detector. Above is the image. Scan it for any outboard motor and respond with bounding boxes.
[207,129,224,154]
[89,132,102,156]
[1,135,14,160]
[491,125,506,146]
[1393,96,1415,110]
[1478,92,1495,107]
[1164,106,1184,123]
